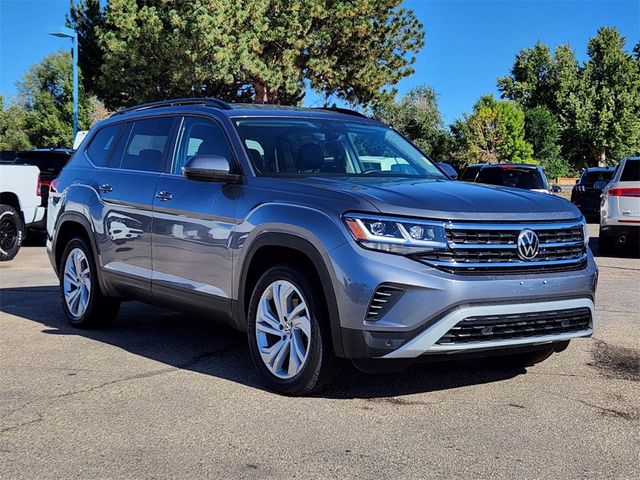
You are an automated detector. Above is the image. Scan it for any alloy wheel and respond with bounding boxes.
[255,280,312,379]
[63,248,92,318]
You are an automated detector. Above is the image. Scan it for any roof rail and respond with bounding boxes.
[111,97,231,117]
[312,106,368,118]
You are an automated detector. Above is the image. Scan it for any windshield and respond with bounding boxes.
[233,118,445,179]
[476,166,547,190]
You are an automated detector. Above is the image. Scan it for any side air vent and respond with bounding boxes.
[366,285,404,321]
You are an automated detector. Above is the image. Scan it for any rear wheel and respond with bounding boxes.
[60,237,120,328]
[0,205,24,261]
[247,265,335,395]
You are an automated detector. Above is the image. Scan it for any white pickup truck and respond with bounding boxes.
[0,165,45,261]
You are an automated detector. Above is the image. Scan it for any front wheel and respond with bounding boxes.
[247,265,336,395]
[0,205,24,261]
[60,237,120,328]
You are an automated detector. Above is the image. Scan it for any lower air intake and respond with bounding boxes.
[436,307,592,344]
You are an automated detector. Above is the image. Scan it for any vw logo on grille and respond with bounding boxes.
[517,229,539,260]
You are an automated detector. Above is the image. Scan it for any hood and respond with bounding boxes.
[289,177,582,221]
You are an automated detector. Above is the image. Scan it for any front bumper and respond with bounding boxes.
[328,240,598,358]
[382,297,593,358]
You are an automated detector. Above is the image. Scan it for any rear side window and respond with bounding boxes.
[86,124,123,167]
[620,159,639,181]
[114,117,175,172]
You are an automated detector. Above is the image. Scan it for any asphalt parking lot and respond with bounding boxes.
[1,224,638,479]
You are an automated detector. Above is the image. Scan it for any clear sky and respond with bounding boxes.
[1,0,639,124]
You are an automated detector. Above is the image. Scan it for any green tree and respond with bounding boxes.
[524,106,568,178]
[17,50,94,148]
[67,0,105,95]
[372,85,453,160]
[563,27,640,166]
[499,28,640,168]
[452,95,533,166]
[69,0,424,109]
[0,96,32,151]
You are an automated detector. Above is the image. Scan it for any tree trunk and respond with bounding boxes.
[253,81,278,104]
[590,146,606,167]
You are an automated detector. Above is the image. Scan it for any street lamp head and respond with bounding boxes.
[49,27,77,39]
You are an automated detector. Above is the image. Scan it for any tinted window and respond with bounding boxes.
[461,166,480,181]
[234,118,445,179]
[173,117,231,174]
[620,159,639,182]
[13,151,71,175]
[86,124,123,167]
[476,167,546,190]
[581,170,614,185]
[117,117,174,172]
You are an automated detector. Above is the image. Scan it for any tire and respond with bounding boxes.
[598,228,613,256]
[247,264,336,395]
[59,237,120,328]
[0,205,24,262]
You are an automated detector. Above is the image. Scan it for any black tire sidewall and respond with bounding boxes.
[247,265,331,395]
[60,237,107,328]
[0,206,24,261]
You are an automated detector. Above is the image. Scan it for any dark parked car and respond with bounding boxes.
[13,149,72,229]
[460,163,561,194]
[571,167,615,218]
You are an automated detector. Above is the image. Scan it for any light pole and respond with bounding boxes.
[49,27,78,142]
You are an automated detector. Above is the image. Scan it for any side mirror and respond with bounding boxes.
[183,155,242,183]
[437,162,458,180]
[552,185,562,193]
[575,179,580,184]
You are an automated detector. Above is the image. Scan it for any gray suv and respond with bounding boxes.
[47,98,597,394]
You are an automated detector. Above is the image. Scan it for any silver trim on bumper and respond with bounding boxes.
[381,298,594,359]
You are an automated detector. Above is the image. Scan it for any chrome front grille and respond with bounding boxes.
[419,220,587,274]
[436,307,592,344]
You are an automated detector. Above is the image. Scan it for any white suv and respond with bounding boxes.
[599,157,640,255]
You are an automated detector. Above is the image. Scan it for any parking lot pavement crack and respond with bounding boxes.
[544,390,638,421]
[0,346,240,433]
[597,265,640,272]
[51,345,241,400]
[0,414,43,435]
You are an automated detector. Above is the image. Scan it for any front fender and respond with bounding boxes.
[233,203,349,356]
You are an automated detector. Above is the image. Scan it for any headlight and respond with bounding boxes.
[343,213,447,254]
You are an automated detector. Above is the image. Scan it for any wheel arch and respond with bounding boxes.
[236,233,345,357]
[53,213,109,295]
[0,192,21,212]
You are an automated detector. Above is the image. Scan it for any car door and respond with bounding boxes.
[97,116,176,300]
[151,115,240,320]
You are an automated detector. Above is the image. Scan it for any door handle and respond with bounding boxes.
[99,184,113,193]
[155,191,173,201]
